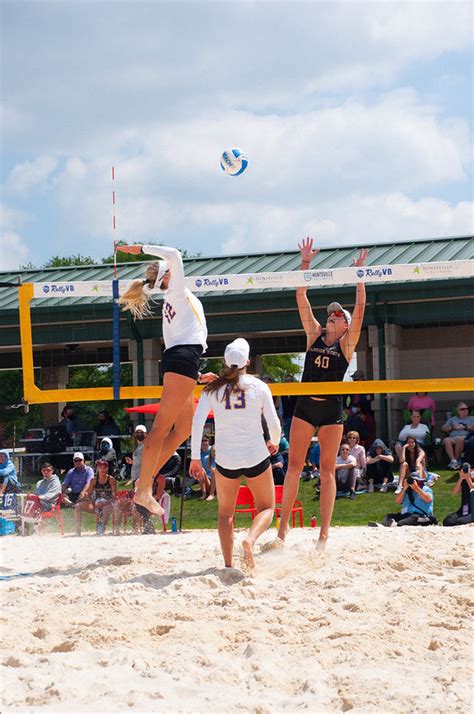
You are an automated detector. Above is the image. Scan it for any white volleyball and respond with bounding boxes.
[220,148,249,176]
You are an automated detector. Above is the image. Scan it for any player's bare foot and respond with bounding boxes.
[133,493,164,516]
[316,533,328,551]
[206,494,215,501]
[241,538,255,573]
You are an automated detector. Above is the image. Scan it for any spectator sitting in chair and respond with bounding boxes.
[335,443,357,499]
[199,437,216,500]
[407,392,436,426]
[370,471,436,527]
[75,459,117,536]
[0,449,20,500]
[396,436,426,494]
[442,402,474,470]
[271,451,286,486]
[395,410,430,462]
[61,452,94,507]
[33,462,61,511]
[366,439,394,493]
[443,463,474,527]
[346,431,366,486]
[344,404,369,445]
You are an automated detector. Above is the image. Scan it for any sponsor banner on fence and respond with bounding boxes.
[32,260,474,298]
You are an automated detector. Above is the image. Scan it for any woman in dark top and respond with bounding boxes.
[277,237,368,547]
[397,436,426,493]
[443,463,473,526]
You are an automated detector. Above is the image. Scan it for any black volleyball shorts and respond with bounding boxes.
[162,344,203,381]
[293,395,343,428]
[215,457,271,480]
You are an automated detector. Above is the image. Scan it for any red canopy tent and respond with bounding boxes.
[124,398,213,418]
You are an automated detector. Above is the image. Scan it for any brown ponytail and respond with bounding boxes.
[118,262,160,319]
[204,364,245,399]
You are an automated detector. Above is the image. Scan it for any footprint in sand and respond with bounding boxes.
[217,568,246,585]
[32,628,47,639]
[51,641,76,653]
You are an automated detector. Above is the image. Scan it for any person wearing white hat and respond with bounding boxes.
[276,237,368,548]
[117,243,215,515]
[190,338,281,570]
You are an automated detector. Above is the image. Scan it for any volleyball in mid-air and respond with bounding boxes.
[220,148,249,176]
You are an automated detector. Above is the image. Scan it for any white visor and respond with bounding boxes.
[156,260,169,284]
[327,301,352,325]
[224,338,250,369]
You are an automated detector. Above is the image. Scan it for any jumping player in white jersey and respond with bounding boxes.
[277,238,368,548]
[118,243,214,515]
[190,338,281,570]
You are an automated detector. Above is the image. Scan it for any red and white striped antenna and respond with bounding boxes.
[111,166,117,278]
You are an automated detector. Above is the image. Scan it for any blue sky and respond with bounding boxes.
[1,0,472,270]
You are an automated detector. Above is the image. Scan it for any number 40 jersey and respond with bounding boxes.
[191,375,281,470]
[301,334,349,400]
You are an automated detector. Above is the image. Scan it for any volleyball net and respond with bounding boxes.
[17,257,474,408]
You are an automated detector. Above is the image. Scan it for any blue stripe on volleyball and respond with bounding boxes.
[112,279,120,400]
[233,158,249,175]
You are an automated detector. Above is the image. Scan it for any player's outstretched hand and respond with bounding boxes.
[353,248,369,267]
[298,237,319,264]
[117,245,143,255]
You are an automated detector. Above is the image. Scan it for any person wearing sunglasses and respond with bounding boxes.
[276,237,368,548]
[61,452,94,507]
[335,443,357,499]
[441,403,474,470]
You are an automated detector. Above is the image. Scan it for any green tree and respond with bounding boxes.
[43,255,96,267]
[200,354,301,380]
[0,370,43,447]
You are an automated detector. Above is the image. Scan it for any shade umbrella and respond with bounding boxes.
[123,398,214,531]
[124,397,213,417]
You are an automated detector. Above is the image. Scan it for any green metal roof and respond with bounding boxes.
[0,234,472,311]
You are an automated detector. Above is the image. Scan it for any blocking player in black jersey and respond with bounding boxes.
[277,237,368,548]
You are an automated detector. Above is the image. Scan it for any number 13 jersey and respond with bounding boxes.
[301,335,349,400]
[191,375,281,470]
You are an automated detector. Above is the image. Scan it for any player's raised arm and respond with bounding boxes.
[296,237,322,350]
[340,248,368,362]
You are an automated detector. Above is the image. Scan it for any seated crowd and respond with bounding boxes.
[1,393,473,535]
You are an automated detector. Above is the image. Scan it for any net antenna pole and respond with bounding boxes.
[111,166,120,400]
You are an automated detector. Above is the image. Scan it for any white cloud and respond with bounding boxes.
[0,203,31,270]
[0,231,30,270]
[220,194,474,254]
[5,155,58,197]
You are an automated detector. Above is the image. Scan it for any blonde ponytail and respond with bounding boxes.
[118,262,160,320]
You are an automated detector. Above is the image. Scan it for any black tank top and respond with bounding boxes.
[301,334,349,400]
[94,475,113,500]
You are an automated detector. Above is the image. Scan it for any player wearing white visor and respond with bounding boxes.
[190,338,281,570]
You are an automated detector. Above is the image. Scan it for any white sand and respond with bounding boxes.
[1,526,473,713]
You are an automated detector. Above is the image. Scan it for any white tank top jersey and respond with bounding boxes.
[191,374,281,470]
[142,244,208,351]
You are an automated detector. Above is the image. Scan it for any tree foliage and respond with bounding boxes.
[43,255,96,267]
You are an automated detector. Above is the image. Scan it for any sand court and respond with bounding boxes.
[1,526,472,713]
